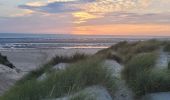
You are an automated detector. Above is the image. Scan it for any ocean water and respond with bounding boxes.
[0,33,169,49]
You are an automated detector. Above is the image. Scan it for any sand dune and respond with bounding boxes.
[0,48,101,96]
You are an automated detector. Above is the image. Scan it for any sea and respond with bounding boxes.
[0,33,169,49]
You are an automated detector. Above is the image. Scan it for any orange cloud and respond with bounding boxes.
[73,24,170,36]
[72,11,102,24]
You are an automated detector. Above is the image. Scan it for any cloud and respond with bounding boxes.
[19,0,97,13]
[25,1,47,7]
[72,11,102,23]
[17,0,170,24]
[18,0,152,23]
[81,12,170,25]
[20,2,79,13]
[19,0,145,13]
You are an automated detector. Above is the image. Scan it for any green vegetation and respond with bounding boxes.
[164,42,170,52]
[122,51,170,96]
[122,52,157,82]
[17,53,88,84]
[168,61,170,69]
[122,52,158,95]
[96,49,122,63]
[97,39,160,63]
[2,39,170,99]
[140,69,170,94]
[97,40,170,96]
[0,53,15,68]
[1,56,115,100]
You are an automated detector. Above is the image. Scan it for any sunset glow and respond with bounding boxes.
[0,0,170,36]
[73,24,170,36]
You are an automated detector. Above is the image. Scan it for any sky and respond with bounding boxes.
[0,0,170,36]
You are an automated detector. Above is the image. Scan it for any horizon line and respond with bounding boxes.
[0,32,170,37]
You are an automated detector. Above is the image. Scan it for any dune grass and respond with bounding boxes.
[95,49,123,64]
[103,40,170,96]
[122,52,157,82]
[122,52,157,95]
[164,42,170,52]
[168,61,170,69]
[0,53,15,68]
[96,39,160,63]
[122,51,170,96]
[131,69,170,96]
[1,39,165,99]
[0,56,115,100]
[139,69,170,94]
[17,53,88,84]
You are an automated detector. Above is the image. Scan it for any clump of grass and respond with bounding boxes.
[106,52,122,63]
[50,52,88,65]
[132,69,170,96]
[17,53,88,84]
[0,80,45,100]
[122,52,157,82]
[164,42,170,52]
[96,49,123,64]
[123,51,170,96]
[43,57,115,98]
[97,39,160,63]
[122,52,158,95]
[142,70,170,93]
[1,57,115,100]
[130,39,160,54]
[0,53,15,68]
[168,61,170,69]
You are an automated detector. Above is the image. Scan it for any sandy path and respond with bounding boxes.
[155,48,170,70]
[113,80,134,100]
[103,60,135,100]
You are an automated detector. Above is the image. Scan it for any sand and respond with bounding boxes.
[0,64,25,95]
[141,92,170,100]
[103,60,134,100]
